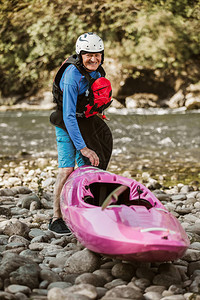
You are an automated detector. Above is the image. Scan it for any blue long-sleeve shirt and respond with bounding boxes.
[59,64,100,150]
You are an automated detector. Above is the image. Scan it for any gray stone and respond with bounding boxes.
[40,269,62,283]
[192,270,200,277]
[93,269,114,283]
[104,278,127,289]
[145,285,166,294]
[0,292,16,300]
[47,287,90,300]
[21,193,41,209]
[168,284,184,294]
[154,194,172,202]
[161,295,185,300]
[186,224,200,235]
[64,242,80,251]
[31,288,48,296]
[96,287,107,299]
[3,220,30,238]
[103,285,143,299]
[5,284,31,295]
[0,252,34,279]
[40,198,53,209]
[146,179,162,190]
[51,267,63,274]
[189,275,200,293]
[134,278,151,290]
[30,201,40,211]
[180,185,193,193]
[182,248,200,262]
[111,262,136,281]
[42,177,56,188]
[30,231,54,243]
[65,283,97,299]
[101,298,133,300]
[39,280,49,289]
[43,191,53,201]
[175,207,192,215]
[10,207,28,216]
[136,267,155,280]
[75,272,107,287]
[10,263,41,289]
[5,241,26,250]
[0,234,9,245]
[40,244,64,257]
[0,188,15,196]
[64,249,101,274]
[47,281,72,290]
[185,95,200,109]
[19,249,43,263]
[0,206,12,217]
[187,261,200,277]
[153,274,181,288]
[184,214,198,223]
[171,194,187,201]
[31,235,47,243]
[127,281,143,292]
[168,90,185,109]
[174,265,188,281]
[8,235,30,247]
[100,261,116,269]
[61,273,79,284]
[51,235,69,247]
[49,255,72,269]
[194,202,200,209]
[184,293,196,300]
[15,292,28,300]
[29,242,50,250]
[143,291,162,300]
[185,197,196,205]
[11,186,32,194]
[158,263,182,281]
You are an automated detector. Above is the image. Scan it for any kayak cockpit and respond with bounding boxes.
[83,182,154,210]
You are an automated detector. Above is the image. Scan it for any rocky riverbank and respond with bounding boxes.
[0,158,200,300]
[0,80,200,112]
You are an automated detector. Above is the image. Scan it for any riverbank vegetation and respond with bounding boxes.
[0,0,200,103]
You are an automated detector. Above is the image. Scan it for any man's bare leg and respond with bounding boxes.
[53,167,74,218]
[49,167,74,235]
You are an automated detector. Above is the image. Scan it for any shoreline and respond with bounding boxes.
[0,156,199,190]
[0,99,200,113]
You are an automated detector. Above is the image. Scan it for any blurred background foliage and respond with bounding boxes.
[0,0,200,101]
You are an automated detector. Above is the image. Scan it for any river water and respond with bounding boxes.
[0,107,200,186]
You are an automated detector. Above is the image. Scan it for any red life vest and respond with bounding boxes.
[85,77,112,118]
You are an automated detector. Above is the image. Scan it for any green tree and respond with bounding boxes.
[0,0,199,101]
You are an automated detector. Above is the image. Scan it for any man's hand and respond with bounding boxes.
[80,147,99,166]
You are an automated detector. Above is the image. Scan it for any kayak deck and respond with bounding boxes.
[61,166,189,262]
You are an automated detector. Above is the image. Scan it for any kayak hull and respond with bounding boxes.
[61,166,189,262]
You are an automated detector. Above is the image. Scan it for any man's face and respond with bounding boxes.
[82,52,102,72]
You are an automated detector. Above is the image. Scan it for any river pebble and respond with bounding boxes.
[0,159,200,299]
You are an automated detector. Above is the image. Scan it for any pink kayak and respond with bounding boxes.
[60,166,189,262]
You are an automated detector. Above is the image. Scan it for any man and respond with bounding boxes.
[49,32,112,235]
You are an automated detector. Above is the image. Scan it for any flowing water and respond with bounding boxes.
[0,107,200,186]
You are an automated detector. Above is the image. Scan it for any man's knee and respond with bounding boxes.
[58,167,74,179]
[55,167,74,190]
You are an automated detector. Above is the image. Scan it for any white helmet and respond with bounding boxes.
[76,32,104,54]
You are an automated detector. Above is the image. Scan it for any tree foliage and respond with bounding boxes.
[0,0,200,99]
